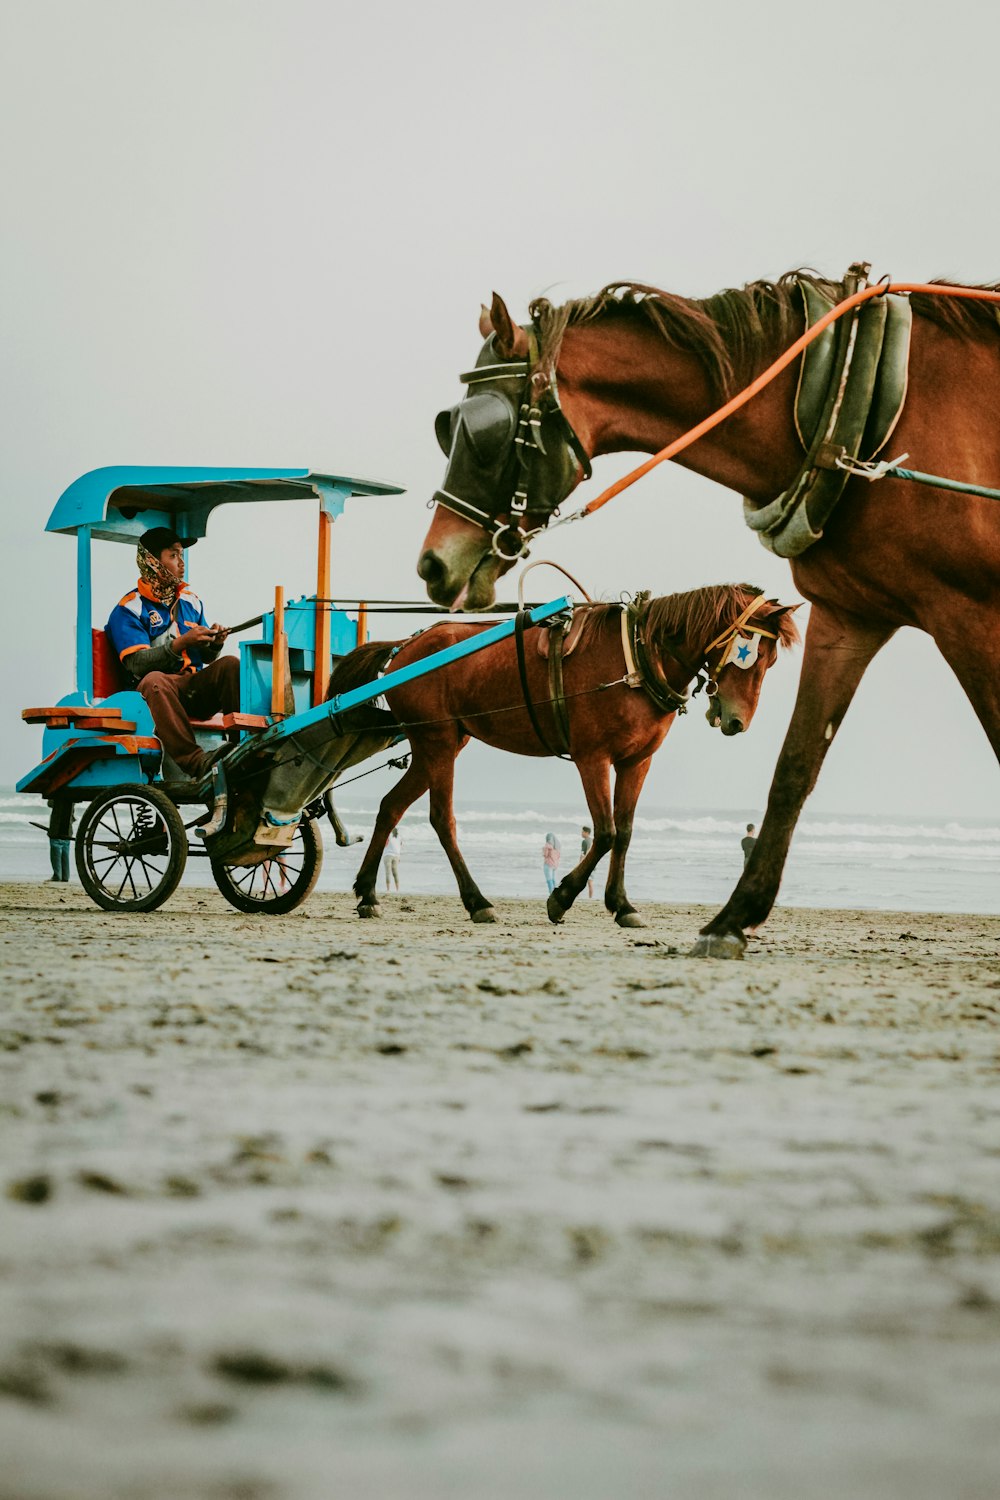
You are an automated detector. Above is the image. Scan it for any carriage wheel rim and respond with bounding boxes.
[212,819,322,914]
[78,789,187,910]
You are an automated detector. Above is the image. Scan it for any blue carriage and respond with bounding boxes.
[20,466,570,914]
[19,466,402,913]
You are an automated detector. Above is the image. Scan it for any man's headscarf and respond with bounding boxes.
[137,542,183,610]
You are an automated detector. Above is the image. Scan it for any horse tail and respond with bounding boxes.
[325,640,397,702]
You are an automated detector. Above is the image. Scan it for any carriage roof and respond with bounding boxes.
[46,466,405,544]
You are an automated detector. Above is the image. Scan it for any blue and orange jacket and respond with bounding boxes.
[105,583,213,673]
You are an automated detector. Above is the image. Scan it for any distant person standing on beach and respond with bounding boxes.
[542,832,561,893]
[741,823,757,868]
[46,797,74,883]
[384,826,402,892]
[581,824,594,898]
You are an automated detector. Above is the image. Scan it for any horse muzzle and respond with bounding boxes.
[417,540,504,610]
[706,698,745,735]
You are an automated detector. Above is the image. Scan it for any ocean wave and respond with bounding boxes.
[336,803,1000,845]
[796,818,1000,844]
[338,822,1000,864]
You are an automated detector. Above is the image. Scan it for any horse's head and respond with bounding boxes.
[418,293,591,609]
[704,597,800,735]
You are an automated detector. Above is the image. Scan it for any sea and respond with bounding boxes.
[2,784,997,914]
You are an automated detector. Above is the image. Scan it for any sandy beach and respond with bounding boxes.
[2,881,999,1500]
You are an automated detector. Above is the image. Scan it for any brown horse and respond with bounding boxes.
[417,273,1000,955]
[331,585,798,926]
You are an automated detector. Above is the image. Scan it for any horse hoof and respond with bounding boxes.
[616,911,646,929]
[470,906,498,924]
[546,894,565,925]
[357,903,382,920]
[689,932,745,960]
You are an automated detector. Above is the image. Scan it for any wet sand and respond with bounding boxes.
[2,881,999,1500]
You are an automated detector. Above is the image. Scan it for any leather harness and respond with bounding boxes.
[513,594,775,759]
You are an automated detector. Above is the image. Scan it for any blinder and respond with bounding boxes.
[434,392,518,466]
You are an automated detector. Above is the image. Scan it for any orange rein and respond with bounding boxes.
[576,281,1000,521]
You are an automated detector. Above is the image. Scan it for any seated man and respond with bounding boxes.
[105,527,240,781]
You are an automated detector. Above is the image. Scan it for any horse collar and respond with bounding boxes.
[623,600,692,715]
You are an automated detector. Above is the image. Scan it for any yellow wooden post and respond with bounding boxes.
[271,585,287,717]
[312,506,333,705]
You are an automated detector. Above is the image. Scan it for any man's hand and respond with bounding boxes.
[207,622,230,645]
[172,624,223,653]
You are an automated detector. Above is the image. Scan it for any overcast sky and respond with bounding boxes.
[2,0,998,821]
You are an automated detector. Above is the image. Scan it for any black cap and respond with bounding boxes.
[139,526,196,555]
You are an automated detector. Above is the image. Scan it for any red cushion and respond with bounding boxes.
[92,629,129,699]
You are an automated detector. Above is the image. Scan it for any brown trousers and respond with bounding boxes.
[139,657,241,777]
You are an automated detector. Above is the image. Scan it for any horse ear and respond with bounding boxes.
[490,292,530,358]
[479,304,493,339]
[762,600,802,645]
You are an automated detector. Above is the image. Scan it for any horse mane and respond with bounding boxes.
[531,271,1000,400]
[326,640,396,701]
[572,584,800,658]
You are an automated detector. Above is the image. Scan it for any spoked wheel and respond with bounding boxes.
[76,786,188,912]
[211,817,323,915]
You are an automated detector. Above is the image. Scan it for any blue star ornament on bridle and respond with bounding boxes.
[700,594,779,686]
[725,634,761,670]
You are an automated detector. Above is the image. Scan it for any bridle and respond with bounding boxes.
[432,328,592,562]
[628,593,778,714]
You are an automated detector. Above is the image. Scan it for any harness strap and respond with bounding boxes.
[838,454,1000,504]
[514,608,572,759]
[619,606,643,688]
[546,619,572,755]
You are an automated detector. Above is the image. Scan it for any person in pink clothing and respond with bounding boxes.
[542,831,561,894]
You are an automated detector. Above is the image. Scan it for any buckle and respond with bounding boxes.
[491,523,530,561]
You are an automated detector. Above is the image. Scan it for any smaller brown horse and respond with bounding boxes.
[330,584,799,926]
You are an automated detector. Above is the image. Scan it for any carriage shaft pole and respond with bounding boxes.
[255,596,572,742]
[328,596,572,714]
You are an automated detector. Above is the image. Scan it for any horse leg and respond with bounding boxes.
[353,758,430,918]
[693,605,894,958]
[605,756,652,928]
[931,621,1000,760]
[423,737,496,922]
[548,755,614,924]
